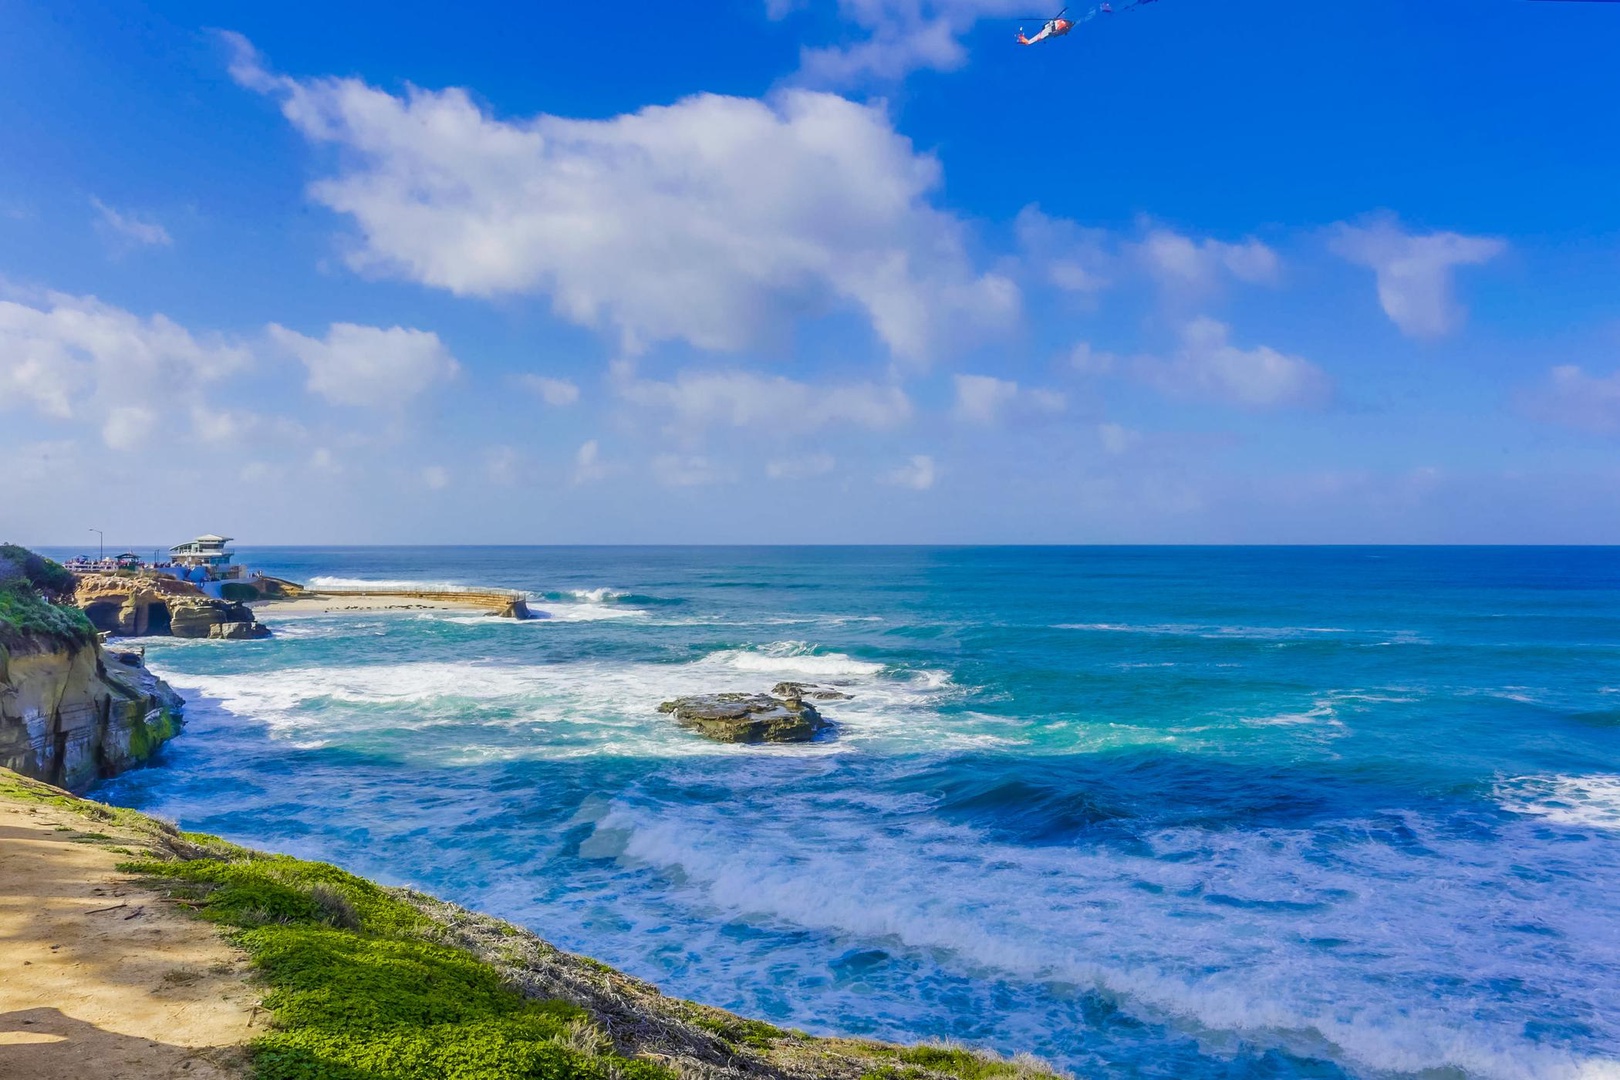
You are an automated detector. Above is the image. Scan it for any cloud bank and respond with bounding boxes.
[227,33,1016,362]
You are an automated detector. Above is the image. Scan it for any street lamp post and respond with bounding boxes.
[90,528,103,561]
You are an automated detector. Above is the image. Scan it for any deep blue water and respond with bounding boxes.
[74,547,1620,1079]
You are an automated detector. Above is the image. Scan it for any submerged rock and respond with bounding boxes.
[658,692,831,744]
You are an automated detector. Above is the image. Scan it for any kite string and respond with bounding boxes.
[1073,0,1157,27]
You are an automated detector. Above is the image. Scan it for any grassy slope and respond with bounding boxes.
[0,581,95,650]
[0,544,94,652]
[0,769,1065,1080]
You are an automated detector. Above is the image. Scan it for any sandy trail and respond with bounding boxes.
[0,796,258,1079]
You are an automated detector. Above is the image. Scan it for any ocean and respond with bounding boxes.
[77,546,1620,1079]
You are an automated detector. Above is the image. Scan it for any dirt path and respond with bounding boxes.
[0,795,259,1079]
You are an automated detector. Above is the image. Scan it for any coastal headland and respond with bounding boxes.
[0,768,1061,1080]
[3,545,1057,1077]
[1,546,186,791]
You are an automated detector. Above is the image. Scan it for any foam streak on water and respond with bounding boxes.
[85,546,1620,1080]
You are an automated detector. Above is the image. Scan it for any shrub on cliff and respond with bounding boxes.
[0,544,94,650]
[0,543,77,598]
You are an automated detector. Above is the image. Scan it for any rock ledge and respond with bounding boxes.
[658,693,831,744]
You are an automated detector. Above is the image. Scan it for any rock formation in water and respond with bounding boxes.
[1,548,186,791]
[74,573,270,639]
[659,691,832,743]
[772,681,854,702]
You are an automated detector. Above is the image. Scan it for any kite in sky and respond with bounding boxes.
[1017,0,1160,47]
[1018,0,1612,49]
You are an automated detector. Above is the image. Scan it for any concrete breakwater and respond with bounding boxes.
[297,584,532,619]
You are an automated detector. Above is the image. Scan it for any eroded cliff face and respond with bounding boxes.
[0,636,184,792]
[75,573,269,640]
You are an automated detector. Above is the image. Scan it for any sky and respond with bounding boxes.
[2,0,1619,546]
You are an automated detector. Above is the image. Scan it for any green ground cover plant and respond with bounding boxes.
[125,852,676,1080]
[2,768,1065,1080]
[0,544,94,650]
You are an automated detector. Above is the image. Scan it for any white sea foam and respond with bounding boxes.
[161,640,955,760]
[706,641,885,679]
[597,792,1620,1080]
[1243,702,1340,728]
[566,588,630,603]
[1497,774,1620,832]
[307,575,478,590]
[446,603,649,624]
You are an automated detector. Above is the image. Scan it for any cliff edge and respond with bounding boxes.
[0,769,1065,1080]
[0,545,185,791]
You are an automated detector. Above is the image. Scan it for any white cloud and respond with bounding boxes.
[239,461,286,484]
[1097,422,1141,456]
[652,453,733,488]
[520,375,580,406]
[269,322,459,408]
[1018,208,1277,303]
[227,34,1016,361]
[954,374,1016,424]
[0,290,251,447]
[1137,317,1332,409]
[421,465,451,490]
[1329,216,1505,339]
[1132,229,1279,293]
[951,373,1065,425]
[102,406,156,451]
[766,452,837,480]
[614,363,912,435]
[1069,342,1119,375]
[0,440,78,491]
[777,0,1029,84]
[90,196,172,248]
[1523,365,1620,435]
[881,453,937,490]
[572,439,611,485]
[1016,206,1113,296]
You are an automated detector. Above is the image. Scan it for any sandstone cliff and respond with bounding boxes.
[75,573,269,640]
[0,636,184,792]
[1,547,187,791]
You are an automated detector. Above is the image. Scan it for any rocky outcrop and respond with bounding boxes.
[659,692,832,743]
[773,681,854,702]
[495,596,532,620]
[74,573,269,640]
[0,635,185,792]
[168,598,270,640]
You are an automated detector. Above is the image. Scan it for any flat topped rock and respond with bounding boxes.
[658,692,831,744]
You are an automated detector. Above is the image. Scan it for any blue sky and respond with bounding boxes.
[3,0,1618,545]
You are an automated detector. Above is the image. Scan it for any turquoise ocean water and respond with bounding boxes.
[73,547,1620,1079]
